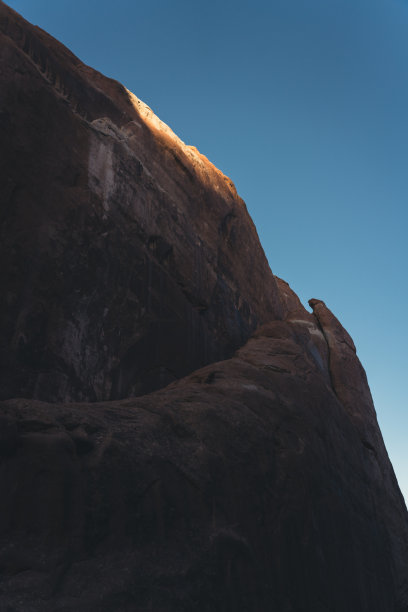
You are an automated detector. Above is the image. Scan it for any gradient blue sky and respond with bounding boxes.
[7,0,407,502]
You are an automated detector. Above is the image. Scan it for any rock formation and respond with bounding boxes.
[0,0,282,402]
[0,2,407,611]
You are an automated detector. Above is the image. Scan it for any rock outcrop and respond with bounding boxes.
[0,2,407,611]
[0,0,282,403]
[1,291,407,611]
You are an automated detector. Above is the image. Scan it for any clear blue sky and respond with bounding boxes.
[7,0,408,502]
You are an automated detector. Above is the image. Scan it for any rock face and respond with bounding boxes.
[0,1,282,402]
[0,3,407,612]
[1,289,408,612]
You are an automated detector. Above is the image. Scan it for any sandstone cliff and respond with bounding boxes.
[0,2,407,611]
[0,0,282,402]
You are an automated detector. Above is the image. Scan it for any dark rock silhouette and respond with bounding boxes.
[0,2,407,611]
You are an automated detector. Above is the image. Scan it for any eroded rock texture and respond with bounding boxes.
[0,1,282,402]
[1,289,407,611]
[0,3,407,611]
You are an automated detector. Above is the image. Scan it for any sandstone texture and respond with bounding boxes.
[0,2,407,611]
[0,1,282,402]
[1,290,407,611]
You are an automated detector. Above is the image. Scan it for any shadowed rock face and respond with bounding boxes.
[0,3,407,612]
[1,292,407,612]
[0,1,283,402]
